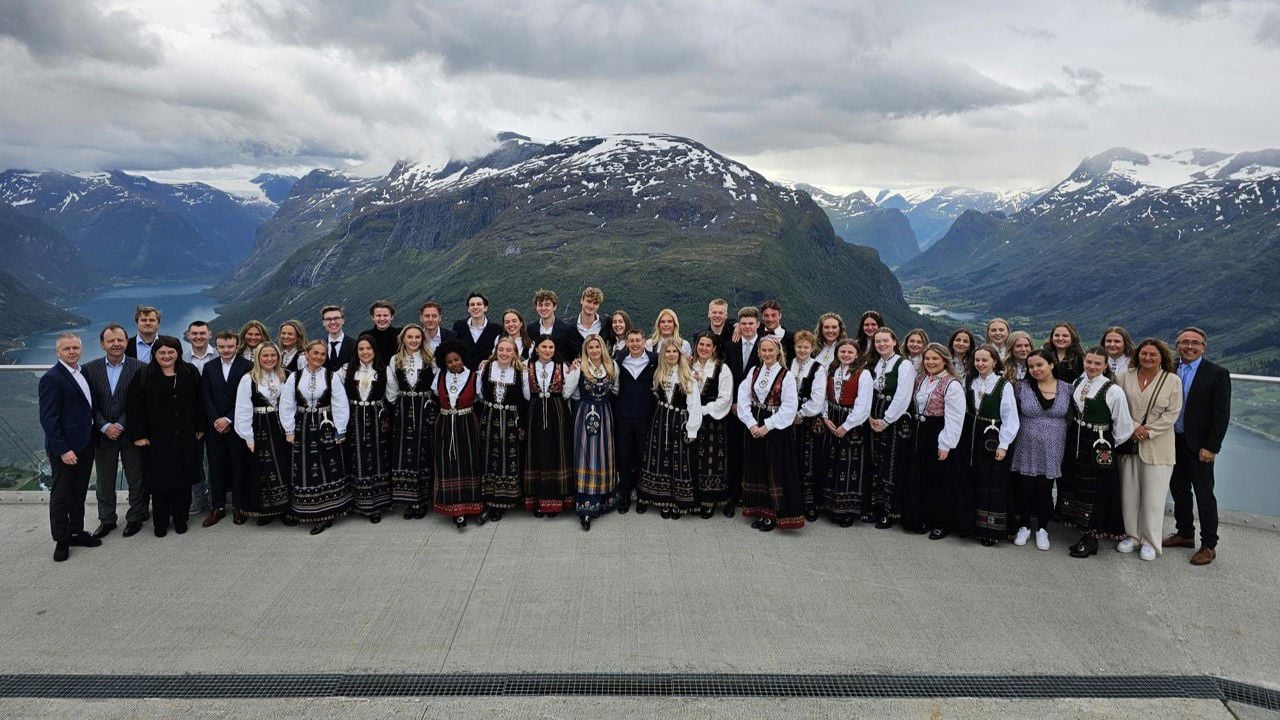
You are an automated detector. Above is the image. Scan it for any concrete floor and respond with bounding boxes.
[1,501,1276,711]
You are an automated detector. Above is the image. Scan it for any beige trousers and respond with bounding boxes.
[1119,456,1174,553]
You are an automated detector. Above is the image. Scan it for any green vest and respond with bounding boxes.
[1075,378,1115,425]
[877,356,904,398]
[969,376,1007,421]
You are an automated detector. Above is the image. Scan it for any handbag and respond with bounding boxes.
[1115,371,1168,456]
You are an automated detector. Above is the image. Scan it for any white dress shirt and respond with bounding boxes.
[61,361,92,407]
[736,363,797,430]
[621,353,650,379]
[186,348,215,374]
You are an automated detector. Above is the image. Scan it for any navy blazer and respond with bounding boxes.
[452,319,503,371]
[1179,357,1232,454]
[201,356,253,424]
[527,318,581,362]
[322,335,355,373]
[39,363,94,456]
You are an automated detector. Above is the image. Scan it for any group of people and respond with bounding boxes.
[39,291,1231,568]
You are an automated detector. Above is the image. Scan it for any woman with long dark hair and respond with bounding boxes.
[1010,349,1072,552]
[1044,322,1085,383]
[867,327,916,529]
[342,334,392,523]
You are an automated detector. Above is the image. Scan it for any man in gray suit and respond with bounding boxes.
[83,323,147,538]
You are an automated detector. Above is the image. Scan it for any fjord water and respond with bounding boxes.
[12,280,218,365]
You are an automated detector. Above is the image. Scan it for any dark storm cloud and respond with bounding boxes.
[0,0,163,67]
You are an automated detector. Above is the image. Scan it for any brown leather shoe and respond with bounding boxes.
[201,508,225,528]
[232,509,247,525]
[1190,547,1216,566]
[1163,533,1195,549]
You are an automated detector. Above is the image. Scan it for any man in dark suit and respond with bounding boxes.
[452,292,502,370]
[528,289,580,361]
[321,304,354,372]
[614,329,657,513]
[38,332,102,562]
[722,306,764,517]
[1165,326,1231,566]
[123,305,161,363]
[201,330,252,526]
[759,299,795,362]
[703,297,736,357]
[418,301,456,356]
[83,323,147,538]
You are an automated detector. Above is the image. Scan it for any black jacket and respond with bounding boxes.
[452,319,503,370]
[527,318,581,362]
[1178,357,1231,453]
[322,335,355,373]
[201,356,253,425]
[613,350,657,422]
[724,336,763,389]
[82,356,145,443]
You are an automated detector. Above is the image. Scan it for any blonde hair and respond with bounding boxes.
[648,308,685,348]
[579,334,617,383]
[394,324,433,369]
[277,319,307,350]
[757,335,788,369]
[250,342,287,385]
[921,342,959,379]
[487,336,527,374]
[1004,330,1034,382]
[652,338,695,394]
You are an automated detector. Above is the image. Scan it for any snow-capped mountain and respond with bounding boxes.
[874,185,1047,249]
[213,132,932,341]
[0,169,275,280]
[791,183,919,266]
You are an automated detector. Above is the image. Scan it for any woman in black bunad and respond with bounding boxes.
[523,336,580,517]
[280,340,352,535]
[638,338,702,519]
[432,340,485,529]
[386,324,435,519]
[342,334,392,523]
[818,338,873,526]
[948,328,976,382]
[789,330,827,522]
[903,343,965,537]
[736,336,805,532]
[234,342,291,525]
[1044,322,1086,383]
[961,345,1020,546]
[866,328,916,529]
[853,310,884,358]
[127,335,204,537]
[690,331,733,518]
[1060,347,1134,558]
[476,337,526,521]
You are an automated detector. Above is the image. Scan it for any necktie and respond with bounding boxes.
[330,340,338,361]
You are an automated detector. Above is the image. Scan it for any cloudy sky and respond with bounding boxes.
[1,0,1277,193]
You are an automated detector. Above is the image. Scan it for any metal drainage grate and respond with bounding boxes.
[0,673,1274,710]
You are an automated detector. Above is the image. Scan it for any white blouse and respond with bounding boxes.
[791,358,828,419]
[475,362,517,404]
[829,366,874,431]
[233,373,284,444]
[385,355,432,402]
[871,354,916,424]
[657,369,703,440]
[968,372,1021,450]
[279,366,349,436]
[522,361,580,400]
[815,342,838,367]
[691,359,733,421]
[645,336,692,357]
[1072,373,1136,445]
[1108,355,1130,377]
[913,374,966,451]
[350,362,379,402]
[440,368,471,407]
[735,363,798,431]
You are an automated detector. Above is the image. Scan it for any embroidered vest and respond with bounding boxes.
[795,360,820,403]
[875,356,903,398]
[698,361,722,404]
[1074,378,1115,425]
[436,371,477,410]
[393,357,431,393]
[914,374,954,418]
[967,376,1007,423]
[344,364,386,403]
[527,362,565,397]
[749,366,786,408]
[827,367,861,407]
[480,364,521,405]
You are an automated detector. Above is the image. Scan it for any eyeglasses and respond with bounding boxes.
[1177,339,1204,347]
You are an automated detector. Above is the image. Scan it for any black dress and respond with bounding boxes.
[793,359,825,514]
[477,362,526,511]
[523,362,574,514]
[344,364,392,516]
[691,361,729,511]
[126,363,203,530]
[240,376,290,518]
[389,359,436,510]
[739,366,805,529]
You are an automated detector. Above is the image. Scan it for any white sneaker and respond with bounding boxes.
[1139,544,1157,561]
[1035,529,1050,551]
[1013,527,1031,546]
[1116,538,1137,554]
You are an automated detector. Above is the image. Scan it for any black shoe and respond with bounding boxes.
[256,516,275,526]
[981,538,997,547]
[875,517,895,529]
[751,517,763,529]
[860,514,877,524]
[309,520,332,535]
[660,508,672,519]
[759,519,776,532]
[489,509,505,522]
[534,510,545,518]
[69,532,102,548]
[804,509,819,522]
[635,502,648,515]
[617,497,631,514]
[454,516,467,530]
[122,521,143,537]
[475,512,487,527]
[838,517,855,528]
[580,517,591,531]
[670,511,682,520]
[928,528,948,540]
[722,503,735,518]
[1069,534,1098,558]
[154,525,168,538]
[281,516,299,526]
[700,507,714,519]
[174,522,188,535]
[370,513,381,524]
[91,522,117,539]
[53,542,69,562]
